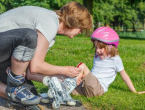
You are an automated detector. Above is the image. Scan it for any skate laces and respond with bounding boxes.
[63,78,76,90]
[14,86,33,99]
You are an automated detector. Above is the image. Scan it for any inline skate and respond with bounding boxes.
[6,69,43,110]
[43,76,82,109]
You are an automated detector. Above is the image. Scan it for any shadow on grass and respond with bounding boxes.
[37,87,48,93]
[110,85,128,92]
[120,37,145,40]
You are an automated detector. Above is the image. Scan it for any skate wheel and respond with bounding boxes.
[7,103,14,109]
[52,101,60,109]
[37,104,44,110]
[67,101,76,106]
[43,76,50,86]
[48,89,54,98]
[7,101,14,109]
[26,105,44,110]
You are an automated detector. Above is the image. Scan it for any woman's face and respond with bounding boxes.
[64,28,82,38]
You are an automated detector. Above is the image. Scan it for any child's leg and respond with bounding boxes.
[40,63,89,103]
[73,63,104,97]
[72,63,90,95]
[76,63,90,85]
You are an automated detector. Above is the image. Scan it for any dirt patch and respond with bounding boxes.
[0,97,89,110]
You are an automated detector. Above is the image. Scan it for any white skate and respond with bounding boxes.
[43,76,81,109]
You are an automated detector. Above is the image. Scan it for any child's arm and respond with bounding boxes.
[120,69,145,94]
[120,69,136,93]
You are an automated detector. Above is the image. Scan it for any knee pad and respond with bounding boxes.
[12,45,36,61]
[7,69,25,87]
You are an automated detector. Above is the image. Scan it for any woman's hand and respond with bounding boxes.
[65,66,82,77]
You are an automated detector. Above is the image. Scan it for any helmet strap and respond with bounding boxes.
[109,45,112,48]
[107,45,112,57]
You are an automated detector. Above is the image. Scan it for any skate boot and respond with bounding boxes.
[41,78,76,103]
[43,76,82,109]
[62,77,82,106]
[6,69,40,106]
[62,78,77,95]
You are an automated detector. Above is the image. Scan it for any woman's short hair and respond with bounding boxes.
[55,1,92,30]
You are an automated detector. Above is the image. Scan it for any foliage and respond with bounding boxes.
[9,0,50,9]
[92,0,145,31]
[0,0,10,14]
[0,0,145,31]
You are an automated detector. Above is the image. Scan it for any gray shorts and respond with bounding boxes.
[0,28,37,84]
[72,72,104,97]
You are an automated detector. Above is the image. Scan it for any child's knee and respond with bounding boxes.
[77,63,86,69]
[78,63,89,75]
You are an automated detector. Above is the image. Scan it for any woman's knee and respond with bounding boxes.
[12,29,38,62]
[22,29,38,49]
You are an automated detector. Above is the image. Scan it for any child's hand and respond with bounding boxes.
[136,91,145,94]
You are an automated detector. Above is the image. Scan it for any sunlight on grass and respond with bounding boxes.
[34,34,145,110]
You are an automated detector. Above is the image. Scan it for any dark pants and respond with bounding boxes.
[0,28,38,95]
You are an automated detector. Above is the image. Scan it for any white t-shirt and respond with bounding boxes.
[0,6,59,49]
[91,55,124,92]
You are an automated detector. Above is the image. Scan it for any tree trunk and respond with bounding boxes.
[125,25,127,32]
[143,19,145,30]
[113,22,115,30]
[132,22,136,32]
[83,0,93,14]
[83,0,93,36]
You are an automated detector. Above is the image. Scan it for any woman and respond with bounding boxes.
[0,1,92,105]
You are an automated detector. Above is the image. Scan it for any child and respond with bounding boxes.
[72,27,145,97]
[40,27,145,103]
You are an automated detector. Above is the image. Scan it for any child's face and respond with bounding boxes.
[94,41,107,59]
[95,47,107,59]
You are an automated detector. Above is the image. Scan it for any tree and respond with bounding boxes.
[0,0,12,14]
[7,0,50,9]
[136,1,145,30]
[93,0,115,28]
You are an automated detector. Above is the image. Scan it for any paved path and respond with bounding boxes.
[0,97,89,110]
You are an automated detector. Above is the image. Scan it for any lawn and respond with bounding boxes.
[33,34,145,110]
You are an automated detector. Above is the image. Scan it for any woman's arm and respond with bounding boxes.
[29,30,81,77]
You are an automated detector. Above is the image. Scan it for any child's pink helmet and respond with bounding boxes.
[91,27,119,47]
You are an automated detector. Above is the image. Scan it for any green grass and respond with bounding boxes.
[33,34,145,110]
